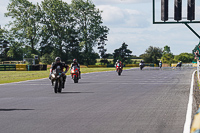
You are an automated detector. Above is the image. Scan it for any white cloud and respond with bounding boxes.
[98,5,150,28]
[93,0,150,5]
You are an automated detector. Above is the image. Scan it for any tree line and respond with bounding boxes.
[0,0,194,65]
[139,45,195,64]
[0,0,109,65]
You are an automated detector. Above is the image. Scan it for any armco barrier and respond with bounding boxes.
[27,65,47,71]
[193,63,197,67]
[191,108,200,133]
[16,64,27,71]
[145,64,156,67]
[107,64,115,67]
[88,65,107,68]
[0,65,16,71]
[80,65,87,68]
[0,64,47,71]
[171,64,177,67]
[125,64,139,67]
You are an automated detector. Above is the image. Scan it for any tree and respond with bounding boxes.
[71,0,109,65]
[98,34,109,65]
[174,53,194,63]
[113,42,132,64]
[5,0,41,54]
[140,46,162,64]
[161,53,174,64]
[163,45,171,54]
[0,28,10,61]
[3,0,109,64]
[40,52,55,65]
[40,0,74,61]
[107,53,113,59]
[161,45,173,64]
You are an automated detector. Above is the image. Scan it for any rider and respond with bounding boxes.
[119,61,123,70]
[115,60,123,71]
[159,60,162,67]
[70,59,81,79]
[50,57,69,88]
[140,60,144,65]
[115,60,119,71]
[180,61,182,67]
[176,61,182,67]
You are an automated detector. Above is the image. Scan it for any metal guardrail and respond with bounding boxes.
[16,64,27,71]
[0,65,16,71]
[0,61,24,64]
[0,64,47,71]
[27,65,47,71]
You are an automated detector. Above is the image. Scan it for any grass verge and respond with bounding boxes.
[0,67,133,84]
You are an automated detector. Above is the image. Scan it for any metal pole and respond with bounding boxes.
[185,23,200,40]
[153,0,155,24]
[197,60,199,79]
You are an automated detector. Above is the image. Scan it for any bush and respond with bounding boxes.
[40,53,54,65]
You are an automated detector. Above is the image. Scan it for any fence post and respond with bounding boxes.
[197,61,199,79]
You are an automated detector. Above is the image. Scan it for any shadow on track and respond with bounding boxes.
[61,92,94,94]
[0,109,34,111]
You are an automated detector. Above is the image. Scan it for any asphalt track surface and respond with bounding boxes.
[0,67,195,133]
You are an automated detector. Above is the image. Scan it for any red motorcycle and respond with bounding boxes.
[71,66,80,83]
[116,63,123,76]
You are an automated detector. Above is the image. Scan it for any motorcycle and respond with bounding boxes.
[139,63,144,70]
[159,63,162,69]
[51,68,65,93]
[116,63,122,76]
[176,63,182,67]
[71,66,80,83]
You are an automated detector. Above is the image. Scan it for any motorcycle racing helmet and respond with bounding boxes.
[73,59,77,63]
[55,57,61,63]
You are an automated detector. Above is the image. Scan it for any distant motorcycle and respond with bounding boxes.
[116,63,122,76]
[71,66,80,83]
[176,62,182,68]
[139,63,145,70]
[51,68,66,93]
[159,62,162,69]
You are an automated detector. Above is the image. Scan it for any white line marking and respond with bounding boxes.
[183,70,196,133]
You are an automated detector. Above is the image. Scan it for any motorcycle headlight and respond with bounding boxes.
[52,74,55,78]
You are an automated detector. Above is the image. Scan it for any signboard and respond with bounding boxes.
[193,43,200,60]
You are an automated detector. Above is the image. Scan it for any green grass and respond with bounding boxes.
[0,67,133,84]
[96,59,142,65]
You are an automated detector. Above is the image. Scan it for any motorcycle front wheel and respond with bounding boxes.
[54,79,58,93]
[58,79,62,93]
[118,70,121,76]
[73,75,78,83]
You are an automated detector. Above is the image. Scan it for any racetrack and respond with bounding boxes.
[0,67,195,133]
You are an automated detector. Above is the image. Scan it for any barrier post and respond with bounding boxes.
[197,60,199,79]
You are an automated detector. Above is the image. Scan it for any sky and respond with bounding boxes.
[1,0,200,56]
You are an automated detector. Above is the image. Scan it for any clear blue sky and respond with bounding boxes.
[1,0,200,56]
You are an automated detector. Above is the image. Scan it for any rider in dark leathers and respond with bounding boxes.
[70,59,81,79]
[49,57,69,88]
